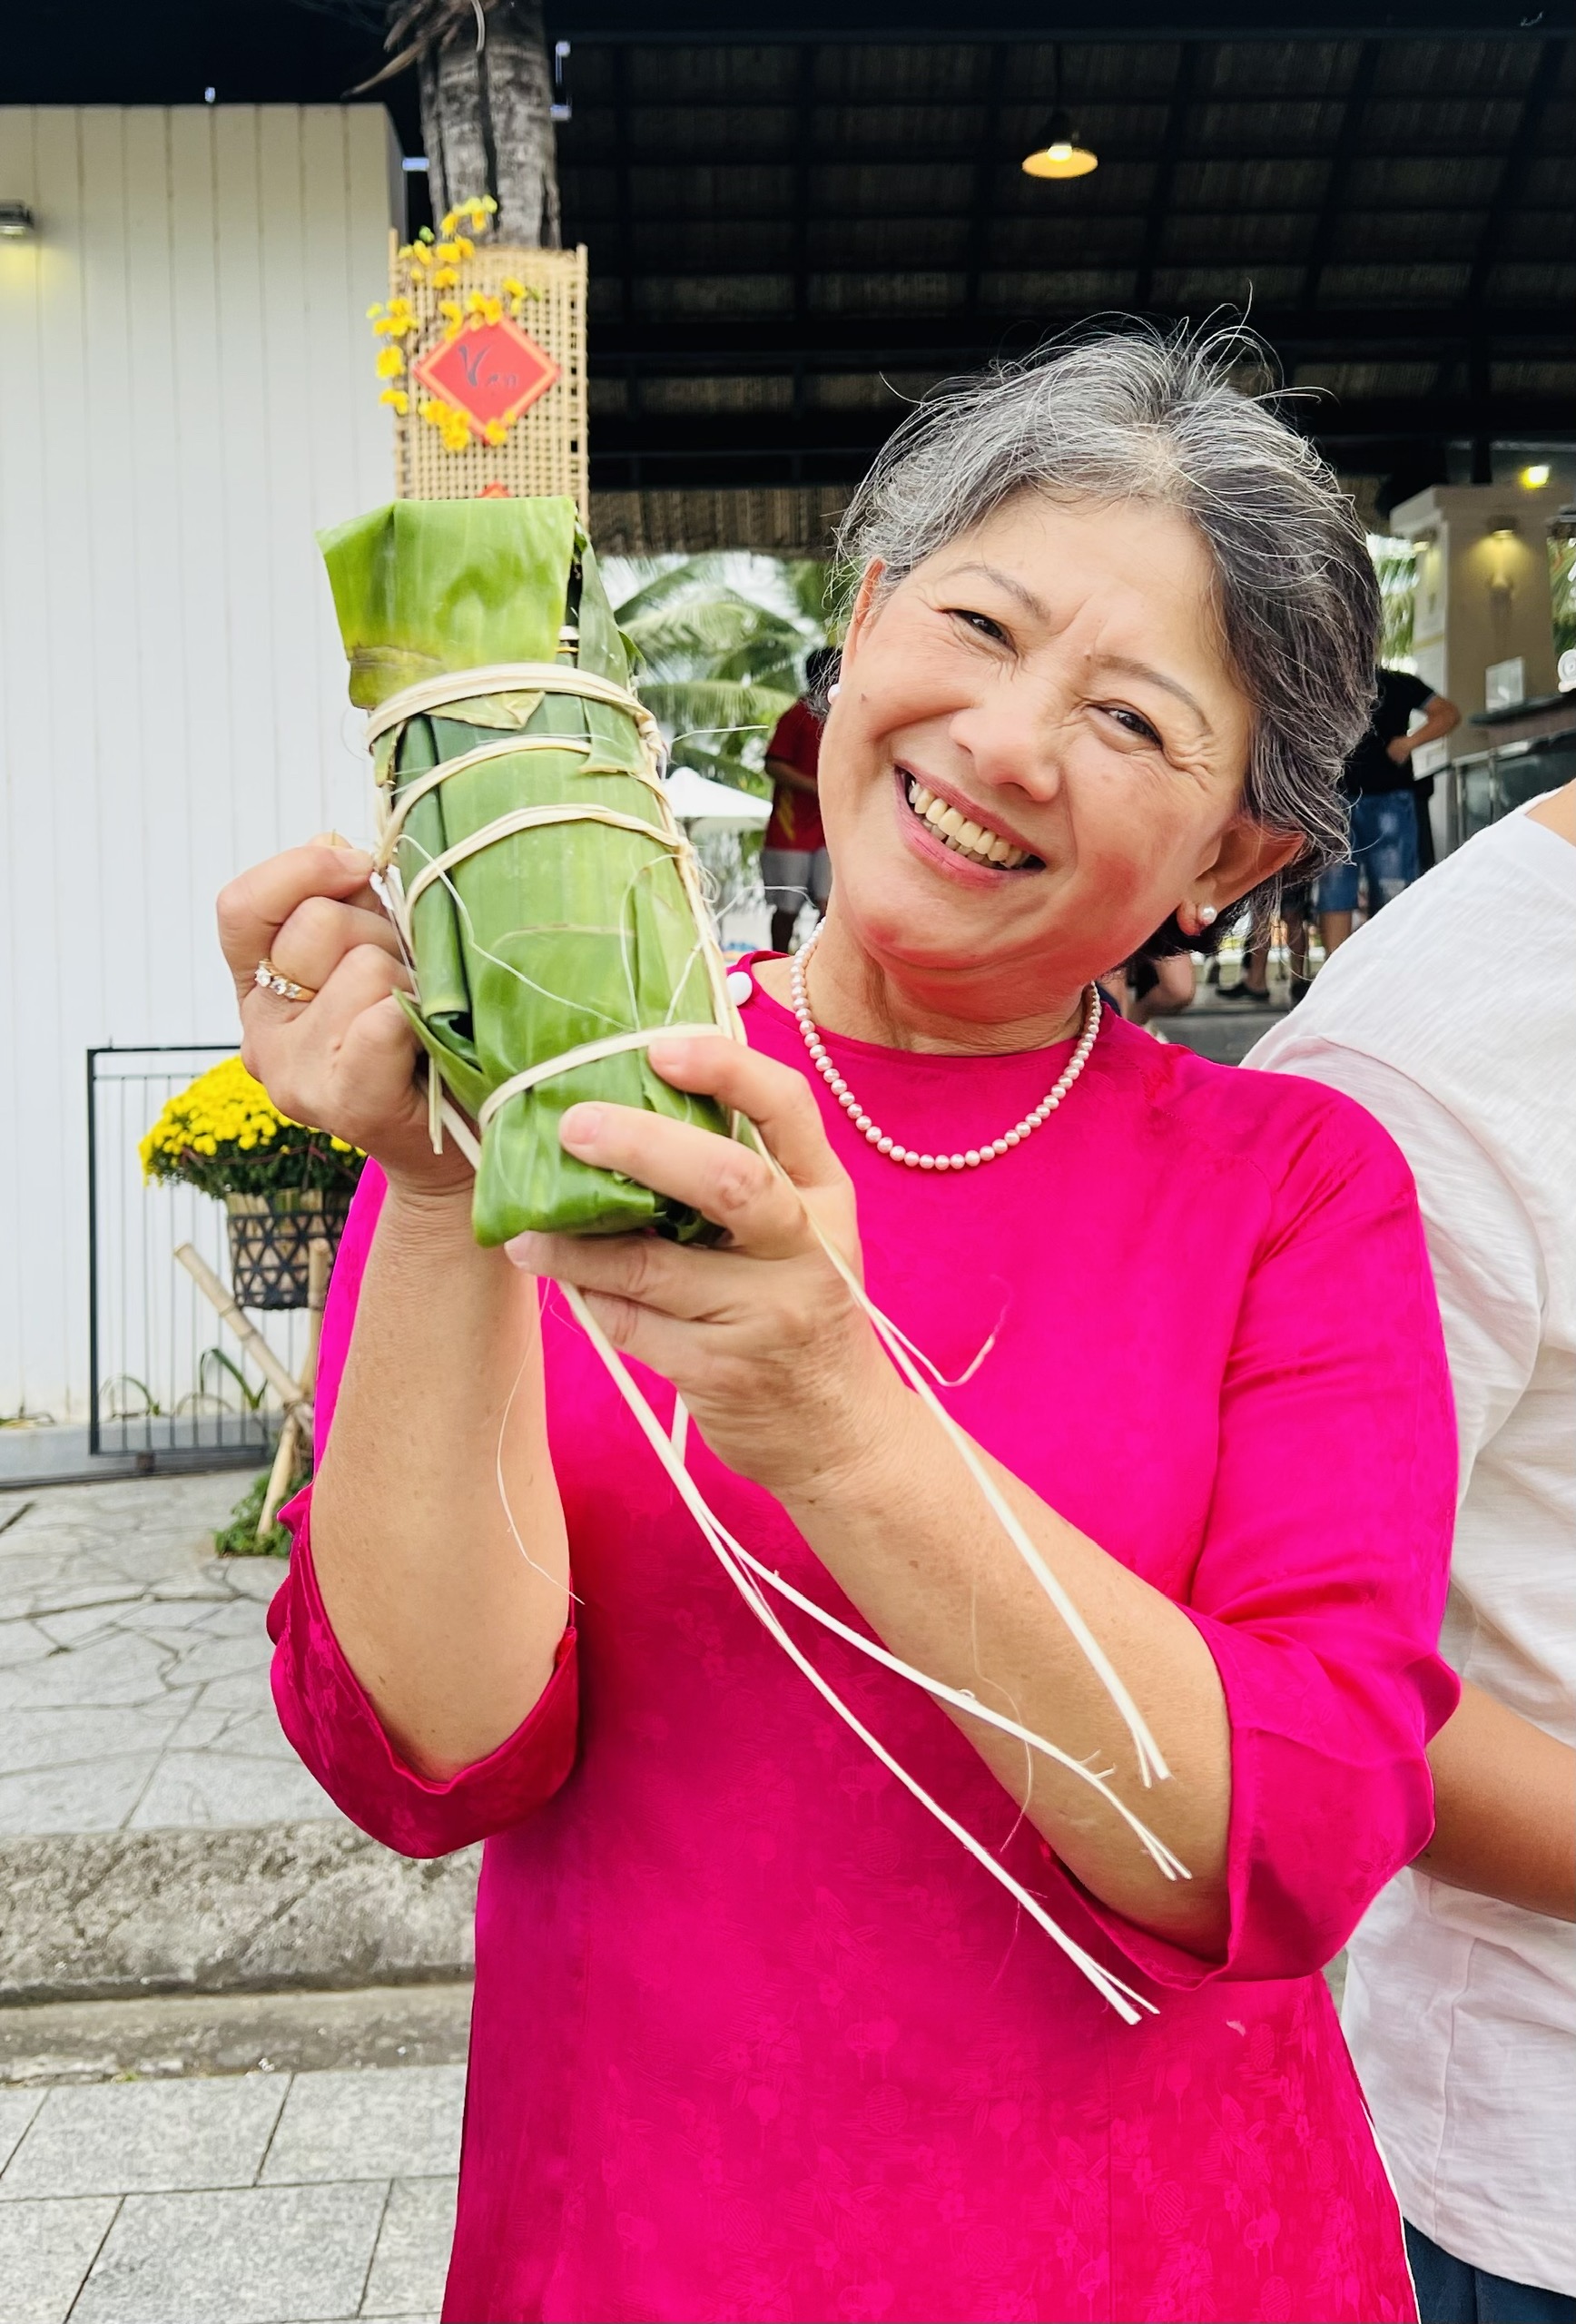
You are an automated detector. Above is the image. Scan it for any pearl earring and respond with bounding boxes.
[1196,904,1218,928]
[826,681,841,700]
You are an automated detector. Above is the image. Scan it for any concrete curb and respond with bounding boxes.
[0,1823,479,2006]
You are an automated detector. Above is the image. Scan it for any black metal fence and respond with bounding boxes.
[87,1046,311,1466]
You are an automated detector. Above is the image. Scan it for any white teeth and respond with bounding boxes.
[904,774,1030,869]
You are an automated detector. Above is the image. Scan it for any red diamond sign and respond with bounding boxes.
[412,315,560,439]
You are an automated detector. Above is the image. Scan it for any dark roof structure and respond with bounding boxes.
[558,27,1574,547]
[12,3,1574,552]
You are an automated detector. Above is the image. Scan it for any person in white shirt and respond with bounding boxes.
[1249,782,1576,2324]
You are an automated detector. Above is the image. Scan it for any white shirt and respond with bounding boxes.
[1248,802,1576,2293]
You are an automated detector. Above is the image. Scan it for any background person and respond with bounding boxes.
[1251,782,1576,2323]
[1317,665,1460,958]
[223,332,1457,2324]
[761,644,839,951]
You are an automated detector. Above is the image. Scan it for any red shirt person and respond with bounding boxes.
[761,649,838,950]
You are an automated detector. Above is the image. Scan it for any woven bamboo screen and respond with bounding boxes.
[390,236,588,515]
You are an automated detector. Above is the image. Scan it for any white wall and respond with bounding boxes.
[0,106,400,1417]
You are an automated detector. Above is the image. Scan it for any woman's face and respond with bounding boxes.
[819,493,1294,1015]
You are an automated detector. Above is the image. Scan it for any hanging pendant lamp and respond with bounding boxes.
[1022,47,1098,179]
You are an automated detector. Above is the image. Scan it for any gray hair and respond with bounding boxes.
[835,324,1378,937]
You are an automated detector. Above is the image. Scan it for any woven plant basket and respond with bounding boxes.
[224,1191,352,1311]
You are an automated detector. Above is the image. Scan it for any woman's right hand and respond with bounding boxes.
[217,842,471,1200]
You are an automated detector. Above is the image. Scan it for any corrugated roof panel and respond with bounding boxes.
[633,274,794,318]
[1363,99,1527,151]
[980,269,1140,309]
[1294,362,1442,398]
[811,218,972,269]
[1016,44,1184,102]
[1535,99,1576,153]
[815,45,990,103]
[1501,211,1576,258]
[1372,40,1541,99]
[1199,43,1360,99]
[632,219,793,269]
[626,166,794,217]
[1317,262,1472,303]
[811,372,943,410]
[628,107,795,161]
[811,164,976,217]
[1491,360,1576,393]
[1000,102,1172,159]
[1150,264,1304,306]
[1160,212,1315,262]
[996,160,1157,218]
[1172,158,1331,210]
[990,216,1144,266]
[813,104,987,156]
[1345,156,1503,206]
[1488,262,1576,304]
[809,271,965,315]
[1191,101,1348,153]
[1523,156,1576,203]
[1331,210,1489,260]
[638,376,797,415]
[624,46,802,103]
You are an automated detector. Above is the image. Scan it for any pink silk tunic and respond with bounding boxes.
[271,965,1458,2324]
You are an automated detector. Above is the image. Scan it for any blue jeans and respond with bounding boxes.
[1407,2223,1576,2324]
[1317,790,1420,914]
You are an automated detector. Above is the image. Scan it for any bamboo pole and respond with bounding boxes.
[257,1238,331,1539]
[173,1244,314,1423]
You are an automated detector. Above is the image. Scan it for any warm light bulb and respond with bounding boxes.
[1049,141,1073,161]
[1521,463,1551,488]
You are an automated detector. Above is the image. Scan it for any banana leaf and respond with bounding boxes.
[319,497,737,1246]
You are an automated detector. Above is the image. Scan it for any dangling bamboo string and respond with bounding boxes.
[372,661,1176,2010]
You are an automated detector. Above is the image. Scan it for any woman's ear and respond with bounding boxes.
[837,560,887,676]
[1197,816,1306,918]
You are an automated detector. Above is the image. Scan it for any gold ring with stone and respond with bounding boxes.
[255,959,318,1004]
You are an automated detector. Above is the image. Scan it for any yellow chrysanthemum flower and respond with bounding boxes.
[374,346,404,379]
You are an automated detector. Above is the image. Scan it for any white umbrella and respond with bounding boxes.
[663,765,772,833]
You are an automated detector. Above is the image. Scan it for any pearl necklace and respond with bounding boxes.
[789,931,1102,1172]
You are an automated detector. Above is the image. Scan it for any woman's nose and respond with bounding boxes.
[948,693,1065,803]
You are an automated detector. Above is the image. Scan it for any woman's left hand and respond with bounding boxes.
[507,1035,900,1505]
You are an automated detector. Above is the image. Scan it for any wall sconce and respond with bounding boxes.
[0,202,36,239]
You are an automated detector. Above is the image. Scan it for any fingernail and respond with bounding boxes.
[646,1037,689,1076]
[559,1104,604,1154]
[506,1231,546,1269]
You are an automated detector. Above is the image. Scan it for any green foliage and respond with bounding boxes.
[213,1465,309,1560]
[1368,535,1420,671]
[1551,529,1576,660]
[609,555,838,787]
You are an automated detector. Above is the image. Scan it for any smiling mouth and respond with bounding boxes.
[901,773,1041,871]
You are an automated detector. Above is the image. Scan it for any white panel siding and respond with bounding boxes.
[0,106,398,1417]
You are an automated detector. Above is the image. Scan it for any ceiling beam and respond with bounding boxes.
[546,5,1570,40]
[587,308,1571,364]
[1132,44,1198,312]
[964,43,1010,319]
[1298,39,1381,310]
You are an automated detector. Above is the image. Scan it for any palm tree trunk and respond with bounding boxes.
[414,0,560,247]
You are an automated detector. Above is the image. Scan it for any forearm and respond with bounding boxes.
[311,1185,569,1779]
[765,757,820,797]
[1416,1679,1575,1919]
[781,1385,1232,1953]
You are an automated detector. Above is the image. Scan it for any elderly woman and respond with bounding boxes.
[222,332,1456,2324]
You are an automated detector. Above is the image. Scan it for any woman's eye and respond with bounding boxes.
[1101,704,1162,745]
[947,606,1010,645]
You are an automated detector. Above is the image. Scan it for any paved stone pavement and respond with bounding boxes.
[0,2062,461,2322]
[0,1473,336,1837]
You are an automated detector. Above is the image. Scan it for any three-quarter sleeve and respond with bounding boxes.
[1081,1087,1460,1989]
[268,1165,578,1857]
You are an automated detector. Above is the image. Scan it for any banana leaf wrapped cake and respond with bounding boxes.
[320,497,740,1245]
